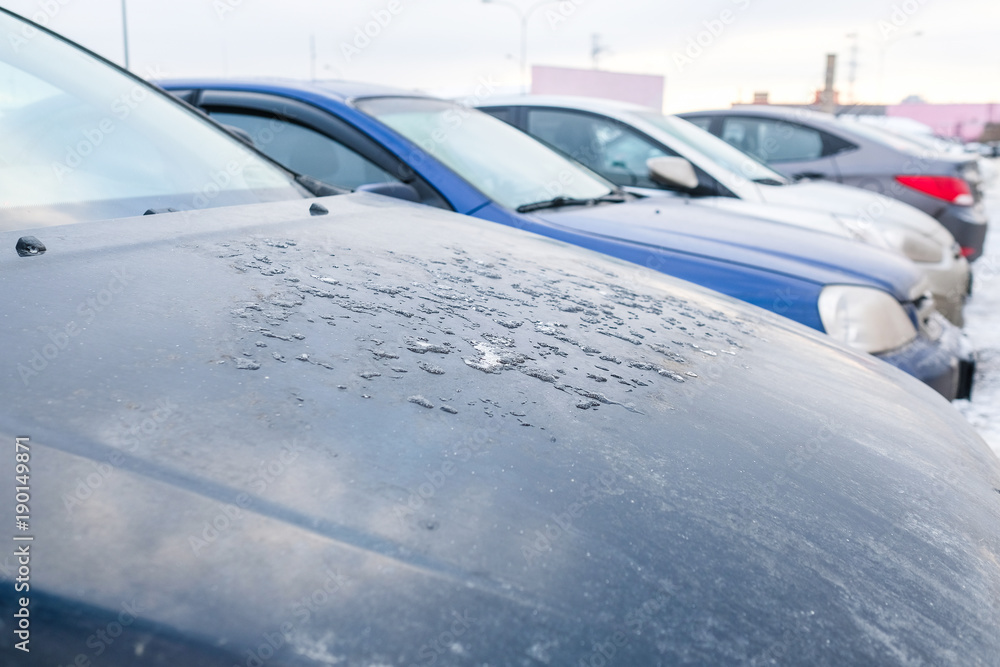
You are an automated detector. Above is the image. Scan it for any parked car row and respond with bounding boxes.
[476,95,973,325]
[3,9,1000,665]
[161,79,976,400]
[679,106,990,261]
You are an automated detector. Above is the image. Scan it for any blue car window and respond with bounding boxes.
[210,111,400,190]
[526,109,670,188]
[357,97,613,210]
[721,117,823,163]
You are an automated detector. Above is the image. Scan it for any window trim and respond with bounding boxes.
[191,89,453,210]
[719,115,858,163]
[517,105,736,198]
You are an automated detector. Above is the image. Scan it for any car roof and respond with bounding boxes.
[681,105,841,125]
[160,76,432,104]
[480,93,658,115]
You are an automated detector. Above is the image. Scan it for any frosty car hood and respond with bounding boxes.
[2,194,999,665]
[536,196,921,299]
[763,179,955,245]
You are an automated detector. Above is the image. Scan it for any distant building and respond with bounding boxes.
[886,103,1000,142]
[735,94,999,142]
[530,65,665,110]
[733,55,999,141]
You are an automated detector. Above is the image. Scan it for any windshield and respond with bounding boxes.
[356,97,614,209]
[0,10,304,230]
[637,112,789,185]
[834,119,928,154]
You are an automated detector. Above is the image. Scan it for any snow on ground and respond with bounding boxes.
[953,159,1000,457]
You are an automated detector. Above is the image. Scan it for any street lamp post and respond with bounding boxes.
[482,0,558,93]
[878,30,923,104]
[121,0,130,70]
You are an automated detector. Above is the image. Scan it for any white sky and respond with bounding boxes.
[3,0,999,113]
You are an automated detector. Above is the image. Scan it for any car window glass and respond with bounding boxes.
[0,11,302,230]
[481,106,513,124]
[210,111,400,190]
[684,116,712,131]
[720,117,823,162]
[527,109,670,188]
[637,112,788,185]
[834,119,925,154]
[357,97,613,210]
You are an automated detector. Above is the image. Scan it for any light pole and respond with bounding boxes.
[121,0,130,70]
[482,0,558,93]
[878,30,923,104]
[845,32,859,105]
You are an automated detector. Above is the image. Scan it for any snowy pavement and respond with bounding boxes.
[953,159,1000,457]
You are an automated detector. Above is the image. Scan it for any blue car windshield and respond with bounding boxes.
[0,10,303,230]
[356,97,615,209]
[637,112,789,185]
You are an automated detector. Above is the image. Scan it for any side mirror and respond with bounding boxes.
[221,124,256,148]
[355,182,421,203]
[647,156,699,190]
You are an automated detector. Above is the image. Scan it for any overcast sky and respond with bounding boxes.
[4,0,999,112]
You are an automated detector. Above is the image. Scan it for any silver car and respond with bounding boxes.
[478,95,971,325]
[679,106,990,263]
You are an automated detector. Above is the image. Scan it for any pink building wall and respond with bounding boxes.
[887,103,1000,141]
[530,65,664,110]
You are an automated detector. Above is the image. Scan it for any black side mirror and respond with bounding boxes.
[355,182,421,203]
[221,124,255,148]
[792,172,828,181]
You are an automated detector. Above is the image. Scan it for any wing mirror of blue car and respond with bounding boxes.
[355,182,421,203]
[792,171,828,181]
[221,124,256,148]
[647,156,699,190]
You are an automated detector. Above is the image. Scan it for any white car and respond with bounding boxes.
[479,95,971,325]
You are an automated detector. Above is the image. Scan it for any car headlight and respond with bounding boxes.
[818,286,918,354]
[880,227,945,263]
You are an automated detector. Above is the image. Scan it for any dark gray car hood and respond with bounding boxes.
[2,194,999,665]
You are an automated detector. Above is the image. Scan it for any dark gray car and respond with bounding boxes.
[680,106,990,261]
[5,9,1000,665]
[5,194,1000,666]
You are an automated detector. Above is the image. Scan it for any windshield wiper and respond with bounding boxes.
[295,174,350,197]
[516,192,628,213]
[752,178,786,186]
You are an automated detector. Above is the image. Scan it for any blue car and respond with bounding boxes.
[161,79,974,399]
